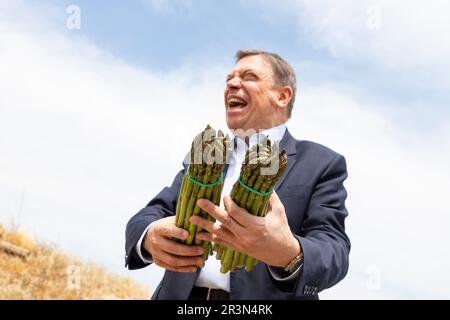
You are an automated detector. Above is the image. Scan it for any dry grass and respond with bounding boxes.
[0,224,149,300]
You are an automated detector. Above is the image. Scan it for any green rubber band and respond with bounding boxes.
[188,172,224,188]
[238,179,273,197]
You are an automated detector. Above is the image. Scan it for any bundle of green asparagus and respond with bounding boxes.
[215,137,288,273]
[174,125,231,259]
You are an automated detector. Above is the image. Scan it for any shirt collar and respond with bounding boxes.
[247,123,287,148]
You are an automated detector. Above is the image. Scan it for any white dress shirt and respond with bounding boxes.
[136,123,289,291]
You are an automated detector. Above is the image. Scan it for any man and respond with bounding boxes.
[125,50,350,300]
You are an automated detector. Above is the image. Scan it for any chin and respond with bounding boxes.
[225,118,240,130]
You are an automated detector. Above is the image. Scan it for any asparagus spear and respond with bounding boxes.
[176,164,197,228]
[183,164,204,230]
[194,164,222,245]
[175,174,188,226]
[186,164,213,244]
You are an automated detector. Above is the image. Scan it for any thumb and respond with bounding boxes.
[159,221,189,240]
[267,191,283,216]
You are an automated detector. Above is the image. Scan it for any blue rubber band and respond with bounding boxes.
[238,179,273,197]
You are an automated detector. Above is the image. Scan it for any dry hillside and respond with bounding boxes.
[0,224,149,300]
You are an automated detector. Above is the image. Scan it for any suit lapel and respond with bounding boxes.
[275,129,297,191]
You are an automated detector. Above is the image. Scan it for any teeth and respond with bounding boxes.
[228,97,246,104]
[228,97,247,108]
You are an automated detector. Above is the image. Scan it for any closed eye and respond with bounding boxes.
[242,72,258,80]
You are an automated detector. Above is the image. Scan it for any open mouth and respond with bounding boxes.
[227,97,248,109]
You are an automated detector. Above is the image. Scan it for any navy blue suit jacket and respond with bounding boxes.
[125,129,350,299]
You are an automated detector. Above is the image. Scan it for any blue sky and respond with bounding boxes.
[42,0,448,130]
[1,0,450,299]
[61,0,310,69]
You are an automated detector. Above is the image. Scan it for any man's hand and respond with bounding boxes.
[143,216,205,273]
[190,192,301,268]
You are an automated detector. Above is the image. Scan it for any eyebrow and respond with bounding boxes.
[226,69,258,80]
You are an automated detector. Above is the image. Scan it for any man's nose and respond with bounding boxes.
[227,76,242,89]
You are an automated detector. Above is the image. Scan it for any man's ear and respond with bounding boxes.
[276,86,293,110]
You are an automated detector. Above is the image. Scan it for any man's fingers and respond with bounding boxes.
[189,215,235,243]
[191,219,237,251]
[159,223,189,241]
[195,231,213,242]
[159,237,204,257]
[223,195,258,227]
[157,250,205,268]
[189,215,215,234]
[197,199,228,223]
[196,232,236,251]
[197,198,246,234]
[154,258,198,273]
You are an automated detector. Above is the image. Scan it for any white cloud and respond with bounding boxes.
[274,0,450,67]
[1,0,450,299]
[254,0,450,91]
[289,86,450,299]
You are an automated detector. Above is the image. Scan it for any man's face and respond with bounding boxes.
[224,55,281,132]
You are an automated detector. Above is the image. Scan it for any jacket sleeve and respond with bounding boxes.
[125,167,185,270]
[272,154,350,296]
